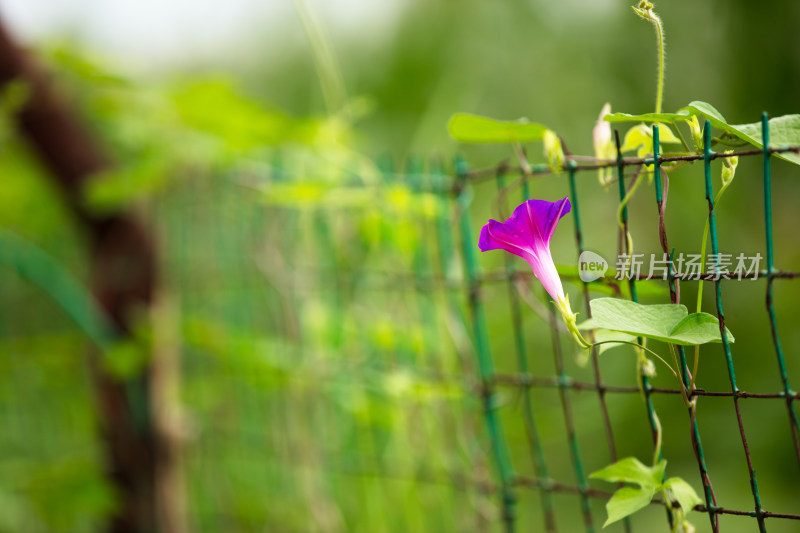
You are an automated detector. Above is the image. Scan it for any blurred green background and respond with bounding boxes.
[0,0,799,531]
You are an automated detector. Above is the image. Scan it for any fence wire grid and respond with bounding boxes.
[456,116,800,533]
[1,116,800,533]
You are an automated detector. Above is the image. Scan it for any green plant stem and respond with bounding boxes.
[693,171,734,390]
[633,2,666,115]
[670,504,680,533]
[663,161,690,173]
[695,222,711,313]
[695,182,733,311]
[591,340,680,383]
[294,0,347,114]
[673,125,692,153]
[668,344,691,407]
[513,140,533,177]
[652,411,663,468]
[654,16,665,115]
[617,168,643,231]
[617,167,643,271]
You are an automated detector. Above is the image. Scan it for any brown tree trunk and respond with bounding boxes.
[0,18,165,533]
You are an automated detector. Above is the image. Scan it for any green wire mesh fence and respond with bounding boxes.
[458,116,800,533]
[1,116,799,532]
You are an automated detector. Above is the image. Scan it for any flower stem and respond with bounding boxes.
[654,15,665,114]
[513,140,532,177]
[590,340,680,383]
[633,1,666,115]
[669,344,692,407]
[617,167,643,232]
[693,155,738,389]
[652,410,663,467]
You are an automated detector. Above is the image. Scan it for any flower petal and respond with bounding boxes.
[479,197,571,301]
[524,197,571,245]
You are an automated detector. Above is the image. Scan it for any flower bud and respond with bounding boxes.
[543,129,565,173]
[642,357,657,377]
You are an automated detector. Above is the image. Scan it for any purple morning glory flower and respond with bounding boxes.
[479,197,571,304]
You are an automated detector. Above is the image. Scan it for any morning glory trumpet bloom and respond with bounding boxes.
[479,196,590,347]
[479,197,570,302]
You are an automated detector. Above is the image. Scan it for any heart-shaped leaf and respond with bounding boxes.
[664,477,703,513]
[590,457,666,488]
[668,312,733,345]
[681,101,800,166]
[604,111,690,124]
[447,113,550,143]
[604,486,656,527]
[587,298,734,346]
[606,102,800,166]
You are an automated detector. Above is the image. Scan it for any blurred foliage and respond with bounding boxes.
[0,1,799,532]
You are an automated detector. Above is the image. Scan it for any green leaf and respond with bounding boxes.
[622,123,681,151]
[590,457,666,488]
[0,230,113,350]
[680,101,729,129]
[731,115,800,165]
[651,460,668,485]
[620,124,681,163]
[681,101,800,166]
[447,113,549,143]
[604,111,690,124]
[668,312,735,345]
[664,477,703,513]
[590,298,687,343]
[604,486,655,527]
[620,124,652,153]
[172,78,308,151]
[592,458,667,527]
[656,125,682,144]
[577,319,636,354]
[84,152,171,213]
[588,298,734,346]
[590,328,637,354]
[610,101,800,166]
